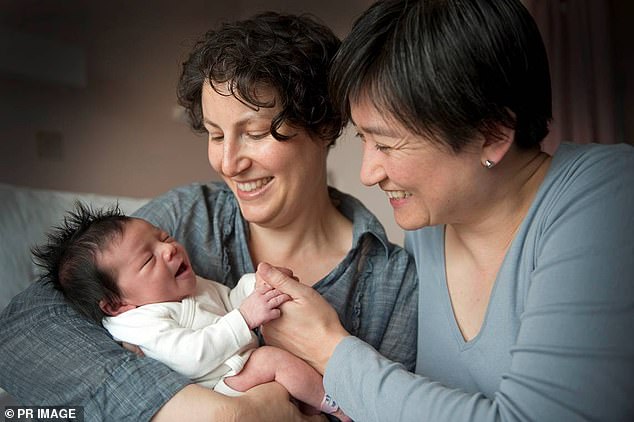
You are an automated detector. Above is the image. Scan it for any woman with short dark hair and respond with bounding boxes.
[261,1,634,420]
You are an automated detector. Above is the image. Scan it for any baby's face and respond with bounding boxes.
[100,218,197,307]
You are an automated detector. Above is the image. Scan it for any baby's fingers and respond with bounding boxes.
[267,293,291,308]
[262,288,281,300]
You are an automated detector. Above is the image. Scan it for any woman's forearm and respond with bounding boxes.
[152,383,326,422]
[152,385,238,422]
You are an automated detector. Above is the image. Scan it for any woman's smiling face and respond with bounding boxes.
[352,96,484,230]
[201,82,330,229]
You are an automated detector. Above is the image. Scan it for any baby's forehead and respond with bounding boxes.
[108,217,145,242]
[99,218,157,257]
[126,217,158,232]
[96,219,153,274]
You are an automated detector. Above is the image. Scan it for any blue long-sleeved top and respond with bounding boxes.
[324,143,634,421]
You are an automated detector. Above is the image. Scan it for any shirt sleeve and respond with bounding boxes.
[104,305,255,380]
[324,149,634,421]
[0,282,190,420]
[228,273,256,310]
[371,249,418,372]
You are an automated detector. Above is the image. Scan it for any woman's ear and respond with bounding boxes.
[99,299,136,316]
[480,125,514,168]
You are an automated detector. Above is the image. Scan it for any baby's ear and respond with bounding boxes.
[99,299,136,316]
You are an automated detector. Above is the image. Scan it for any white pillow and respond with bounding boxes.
[0,183,149,312]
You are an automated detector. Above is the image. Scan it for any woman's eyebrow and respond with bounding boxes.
[203,119,221,129]
[354,123,401,138]
[203,114,271,129]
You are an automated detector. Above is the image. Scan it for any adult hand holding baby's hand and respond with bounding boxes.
[239,286,291,329]
[255,266,298,293]
[258,262,349,374]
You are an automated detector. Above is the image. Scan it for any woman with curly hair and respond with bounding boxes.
[0,12,417,421]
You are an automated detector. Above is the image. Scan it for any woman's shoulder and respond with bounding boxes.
[329,187,397,255]
[329,188,417,281]
[527,143,634,246]
[140,181,234,209]
[134,181,238,224]
[549,143,634,183]
[536,143,633,208]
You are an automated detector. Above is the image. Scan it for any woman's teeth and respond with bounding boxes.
[237,177,272,192]
[386,190,412,200]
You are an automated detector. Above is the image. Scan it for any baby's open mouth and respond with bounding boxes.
[175,262,187,277]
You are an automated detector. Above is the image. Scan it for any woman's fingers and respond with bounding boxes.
[275,265,299,280]
[241,382,328,422]
[255,272,273,293]
[258,261,350,374]
[257,262,310,298]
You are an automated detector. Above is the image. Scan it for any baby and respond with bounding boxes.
[32,202,349,421]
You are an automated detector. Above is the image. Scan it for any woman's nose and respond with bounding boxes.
[359,142,386,187]
[220,137,250,177]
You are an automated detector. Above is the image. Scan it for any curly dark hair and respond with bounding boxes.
[177,11,343,145]
[31,202,129,323]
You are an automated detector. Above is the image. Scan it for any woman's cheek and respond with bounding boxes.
[207,143,222,172]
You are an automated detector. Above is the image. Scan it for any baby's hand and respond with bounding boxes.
[239,288,291,329]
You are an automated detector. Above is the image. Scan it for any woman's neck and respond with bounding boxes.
[449,148,552,265]
[444,148,552,340]
[247,188,353,286]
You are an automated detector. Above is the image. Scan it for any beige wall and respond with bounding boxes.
[0,0,368,194]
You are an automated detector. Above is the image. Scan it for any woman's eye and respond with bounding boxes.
[206,130,223,141]
[247,131,269,140]
[375,143,390,152]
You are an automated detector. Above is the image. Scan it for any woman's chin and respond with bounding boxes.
[394,212,427,231]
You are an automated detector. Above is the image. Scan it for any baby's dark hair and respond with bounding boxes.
[32,202,130,323]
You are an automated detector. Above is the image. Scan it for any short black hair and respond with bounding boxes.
[330,0,552,151]
[177,11,343,145]
[32,202,129,323]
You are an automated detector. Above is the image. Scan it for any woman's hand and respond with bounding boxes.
[257,262,349,374]
[239,382,327,422]
[153,382,326,422]
[255,265,298,292]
